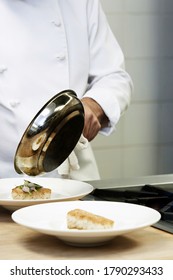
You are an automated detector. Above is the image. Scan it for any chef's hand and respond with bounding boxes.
[81,97,109,141]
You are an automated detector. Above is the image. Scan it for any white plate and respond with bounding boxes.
[0,178,93,211]
[12,201,161,247]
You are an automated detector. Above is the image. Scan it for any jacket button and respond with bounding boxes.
[0,65,7,74]
[56,54,66,61]
[9,100,20,108]
[51,20,61,27]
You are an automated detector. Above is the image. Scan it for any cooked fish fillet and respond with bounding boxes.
[67,208,114,230]
[11,186,51,200]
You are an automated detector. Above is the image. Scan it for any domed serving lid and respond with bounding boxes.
[14,90,84,176]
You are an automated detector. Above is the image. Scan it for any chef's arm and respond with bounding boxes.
[81,97,109,142]
[82,0,133,137]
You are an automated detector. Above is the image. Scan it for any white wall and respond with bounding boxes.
[92,0,173,179]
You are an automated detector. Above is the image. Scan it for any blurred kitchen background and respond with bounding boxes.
[91,0,173,179]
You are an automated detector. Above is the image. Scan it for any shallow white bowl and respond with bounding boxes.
[0,177,93,211]
[12,200,161,247]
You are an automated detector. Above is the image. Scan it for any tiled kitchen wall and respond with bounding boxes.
[91,0,173,179]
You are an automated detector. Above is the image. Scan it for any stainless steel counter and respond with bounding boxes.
[87,173,173,189]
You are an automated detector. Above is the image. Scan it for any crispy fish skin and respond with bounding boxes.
[67,208,114,230]
[11,186,51,200]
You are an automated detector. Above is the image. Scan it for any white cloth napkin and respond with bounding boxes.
[57,135,88,178]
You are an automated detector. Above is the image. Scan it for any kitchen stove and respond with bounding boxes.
[84,183,173,234]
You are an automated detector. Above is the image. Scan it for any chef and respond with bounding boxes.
[0,0,133,180]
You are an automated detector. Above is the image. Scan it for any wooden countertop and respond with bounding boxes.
[0,205,173,260]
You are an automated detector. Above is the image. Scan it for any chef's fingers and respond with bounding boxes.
[82,104,101,141]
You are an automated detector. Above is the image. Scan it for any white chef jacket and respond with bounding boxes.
[0,0,132,180]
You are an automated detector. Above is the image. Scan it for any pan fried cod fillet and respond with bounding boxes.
[67,208,114,230]
[11,180,51,200]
